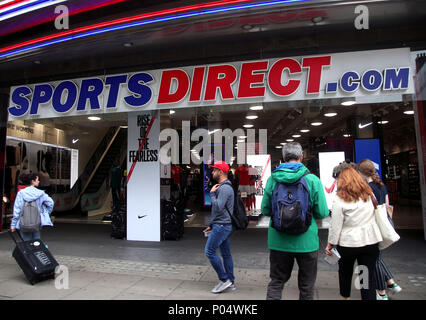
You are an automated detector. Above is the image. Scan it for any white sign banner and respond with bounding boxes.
[319,151,346,210]
[9,48,415,120]
[247,154,271,212]
[127,110,160,241]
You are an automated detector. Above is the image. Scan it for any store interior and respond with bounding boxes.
[2,98,423,232]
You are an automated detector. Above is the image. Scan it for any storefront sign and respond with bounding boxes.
[9,48,414,120]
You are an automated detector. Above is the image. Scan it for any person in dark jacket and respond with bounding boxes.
[203,161,235,294]
[356,159,402,300]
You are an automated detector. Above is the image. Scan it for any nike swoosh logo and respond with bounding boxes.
[358,122,372,129]
[72,139,79,144]
[138,215,147,219]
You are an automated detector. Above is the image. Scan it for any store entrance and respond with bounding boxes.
[3,98,423,233]
[163,98,423,230]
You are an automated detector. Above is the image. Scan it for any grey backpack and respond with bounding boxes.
[20,200,41,233]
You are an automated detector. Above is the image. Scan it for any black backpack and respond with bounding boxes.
[223,181,248,230]
[271,171,312,235]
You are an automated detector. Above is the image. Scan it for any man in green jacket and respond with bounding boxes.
[261,142,329,300]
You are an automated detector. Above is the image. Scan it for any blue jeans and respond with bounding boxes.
[20,230,41,241]
[205,224,234,283]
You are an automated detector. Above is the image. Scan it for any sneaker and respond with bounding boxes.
[226,284,236,291]
[376,292,389,300]
[211,279,233,294]
[388,283,402,294]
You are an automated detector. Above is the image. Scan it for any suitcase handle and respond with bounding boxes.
[8,229,24,244]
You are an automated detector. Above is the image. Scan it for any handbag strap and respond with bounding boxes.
[371,193,379,209]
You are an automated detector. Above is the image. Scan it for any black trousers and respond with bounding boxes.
[266,249,318,300]
[337,243,379,300]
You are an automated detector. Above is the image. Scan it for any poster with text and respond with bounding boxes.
[127,111,160,241]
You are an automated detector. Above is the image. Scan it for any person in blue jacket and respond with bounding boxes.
[10,173,54,241]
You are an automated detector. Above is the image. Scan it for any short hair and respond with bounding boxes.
[332,162,356,179]
[20,173,38,186]
[282,142,303,162]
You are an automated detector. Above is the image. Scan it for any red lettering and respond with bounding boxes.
[204,65,237,100]
[237,61,268,98]
[267,12,298,23]
[302,56,331,94]
[268,58,301,96]
[158,69,189,104]
[189,67,205,102]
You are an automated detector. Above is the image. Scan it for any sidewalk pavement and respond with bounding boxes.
[0,224,425,300]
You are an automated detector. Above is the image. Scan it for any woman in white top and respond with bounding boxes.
[326,167,382,300]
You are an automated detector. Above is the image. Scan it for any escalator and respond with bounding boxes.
[80,127,127,213]
[84,128,127,194]
[52,126,127,216]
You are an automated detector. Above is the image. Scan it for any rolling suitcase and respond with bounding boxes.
[9,230,58,285]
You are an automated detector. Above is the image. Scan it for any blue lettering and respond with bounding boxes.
[105,75,127,108]
[326,82,338,93]
[52,81,77,113]
[124,73,153,107]
[30,84,53,115]
[340,71,360,92]
[362,69,382,91]
[383,67,409,90]
[9,86,31,117]
[77,78,104,110]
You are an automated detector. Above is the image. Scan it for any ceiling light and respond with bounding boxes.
[238,135,247,139]
[341,99,356,106]
[377,120,389,124]
[310,122,322,126]
[311,16,324,23]
[280,142,287,145]
[292,134,301,138]
[123,42,133,47]
[88,116,101,121]
[286,139,294,142]
[324,112,337,117]
[404,110,414,115]
[246,115,258,120]
[33,60,41,64]
[343,134,351,137]
[169,110,175,114]
[250,105,263,111]
[275,146,282,149]
[243,124,254,128]
[300,129,310,133]
[237,139,245,143]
